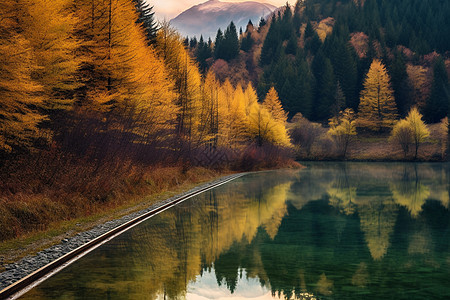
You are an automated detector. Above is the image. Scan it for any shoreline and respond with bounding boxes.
[0,173,245,293]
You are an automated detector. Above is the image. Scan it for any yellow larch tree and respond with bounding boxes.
[155,23,203,145]
[262,87,287,123]
[216,79,234,147]
[226,83,249,148]
[0,1,45,153]
[200,71,220,147]
[20,0,80,112]
[74,0,178,142]
[248,104,291,147]
[405,107,429,159]
[244,83,259,116]
[358,59,398,131]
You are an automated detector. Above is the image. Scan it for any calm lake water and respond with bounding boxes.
[21,163,450,299]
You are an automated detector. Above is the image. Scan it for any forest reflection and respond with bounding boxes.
[23,163,450,300]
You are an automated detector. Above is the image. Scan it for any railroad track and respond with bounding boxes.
[0,173,245,300]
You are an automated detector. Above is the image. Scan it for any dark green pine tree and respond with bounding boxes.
[291,52,313,119]
[304,21,315,40]
[424,57,450,123]
[214,29,224,59]
[280,3,294,40]
[240,32,254,52]
[190,37,198,48]
[133,0,158,45]
[195,36,212,73]
[258,17,267,31]
[311,50,336,121]
[324,35,358,110]
[260,15,281,66]
[305,31,322,55]
[388,52,411,117]
[293,0,303,36]
[285,32,298,56]
[217,22,240,61]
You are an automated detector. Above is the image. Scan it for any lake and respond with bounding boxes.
[20,162,450,299]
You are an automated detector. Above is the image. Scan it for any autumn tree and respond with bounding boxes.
[247,104,290,147]
[328,109,357,158]
[200,71,220,147]
[262,87,287,123]
[226,83,249,148]
[390,107,429,159]
[73,0,178,154]
[20,0,80,116]
[405,107,430,159]
[0,1,45,155]
[155,23,202,146]
[389,119,413,158]
[357,59,398,131]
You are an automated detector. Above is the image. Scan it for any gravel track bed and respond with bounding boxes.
[0,173,243,291]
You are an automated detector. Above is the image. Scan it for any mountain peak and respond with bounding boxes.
[171,0,277,38]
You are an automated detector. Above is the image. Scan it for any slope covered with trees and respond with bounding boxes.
[187,0,449,125]
[183,0,449,160]
[0,0,293,241]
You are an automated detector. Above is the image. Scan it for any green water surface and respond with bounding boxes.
[21,163,450,299]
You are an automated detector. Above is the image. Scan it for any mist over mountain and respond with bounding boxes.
[170,0,277,38]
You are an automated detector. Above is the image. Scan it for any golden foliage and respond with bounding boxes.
[358,59,398,131]
[21,0,80,110]
[390,107,429,158]
[406,107,430,158]
[155,23,202,142]
[263,87,287,123]
[316,18,335,42]
[390,119,413,157]
[391,181,430,218]
[358,198,398,260]
[0,1,46,152]
[328,109,357,157]
[406,64,431,109]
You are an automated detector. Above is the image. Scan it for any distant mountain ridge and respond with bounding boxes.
[170,0,277,38]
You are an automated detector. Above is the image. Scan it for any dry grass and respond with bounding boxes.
[0,165,224,270]
[295,123,445,161]
[0,150,223,243]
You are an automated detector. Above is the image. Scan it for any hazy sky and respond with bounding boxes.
[149,0,288,20]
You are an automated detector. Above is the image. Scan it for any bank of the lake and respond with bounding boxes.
[295,123,446,162]
[0,167,225,272]
[17,163,450,299]
[0,172,250,291]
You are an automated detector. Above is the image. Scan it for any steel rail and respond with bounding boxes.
[0,173,245,300]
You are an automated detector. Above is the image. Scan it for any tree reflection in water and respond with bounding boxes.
[22,163,450,300]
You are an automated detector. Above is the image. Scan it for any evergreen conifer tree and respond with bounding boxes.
[133,0,158,45]
[312,50,336,120]
[424,57,449,123]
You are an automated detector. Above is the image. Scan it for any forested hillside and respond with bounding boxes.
[189,0,450,123]
[0,0,293,241]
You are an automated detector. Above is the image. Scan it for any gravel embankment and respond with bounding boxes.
[0,173,243,291]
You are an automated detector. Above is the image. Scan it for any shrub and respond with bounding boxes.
[389,119,413,158]
[290,114,323,157]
